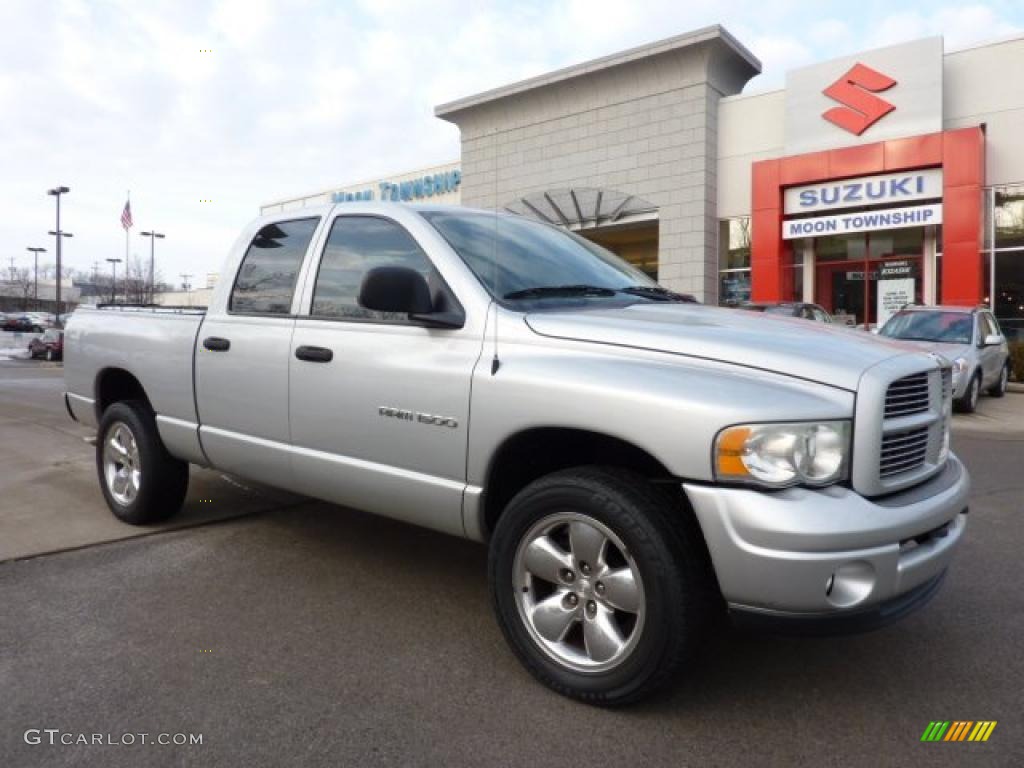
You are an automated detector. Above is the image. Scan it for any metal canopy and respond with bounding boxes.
[504,188,656,230]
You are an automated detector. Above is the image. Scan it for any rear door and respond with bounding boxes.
[195,217,321,488]
[287,213,482,536]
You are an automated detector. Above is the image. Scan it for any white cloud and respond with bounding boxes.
[869,4,1020,49]
[1,0,1021,283]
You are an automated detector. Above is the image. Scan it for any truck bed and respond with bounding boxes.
[63,305,206,429]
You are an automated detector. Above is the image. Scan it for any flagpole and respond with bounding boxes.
[125,191,131,303]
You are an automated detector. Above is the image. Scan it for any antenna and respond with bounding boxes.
[490,126,501,376]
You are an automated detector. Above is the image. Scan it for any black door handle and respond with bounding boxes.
[295,345,333,363]
[203,336,230,351]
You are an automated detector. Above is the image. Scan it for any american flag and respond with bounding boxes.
[121,200,133,230]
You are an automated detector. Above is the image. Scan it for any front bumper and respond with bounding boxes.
[684,454,969,629]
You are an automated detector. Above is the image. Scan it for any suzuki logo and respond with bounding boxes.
[822,63,897,135]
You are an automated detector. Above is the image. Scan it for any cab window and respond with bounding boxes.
[230,218,320,314]
[310,216,433,323]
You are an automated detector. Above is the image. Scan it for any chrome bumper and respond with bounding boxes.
[684,454,969,622]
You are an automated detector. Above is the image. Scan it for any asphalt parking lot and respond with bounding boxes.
[1,360,1022,767]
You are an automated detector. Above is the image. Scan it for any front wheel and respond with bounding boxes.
[955,372,981,413]
[488,467,716,706]
[97,401,189,524]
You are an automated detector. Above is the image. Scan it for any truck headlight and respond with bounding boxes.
[714,421,850,488]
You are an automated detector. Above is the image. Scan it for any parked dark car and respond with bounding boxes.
[28,329,63,361]
[738,302,833,323]
[3,314,45,333]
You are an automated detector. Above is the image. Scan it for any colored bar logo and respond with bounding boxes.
[921,721,997,742]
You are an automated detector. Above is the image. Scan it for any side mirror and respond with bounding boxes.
[359,266,434,315]
[983,333,1003,347]
[358,266,465,328]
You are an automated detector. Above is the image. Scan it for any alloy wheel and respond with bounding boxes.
[103,422,141,506]
[513,512,645,673]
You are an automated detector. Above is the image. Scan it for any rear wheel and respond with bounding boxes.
[488,467,716,706]
[988,364,1009,398]
[97,401,188,524]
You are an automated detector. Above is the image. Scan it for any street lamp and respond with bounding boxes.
[47,231,73,319]
[26,247,46,310]
[47,186,70,324]
[106,258,123,304]
[140,230,165,303]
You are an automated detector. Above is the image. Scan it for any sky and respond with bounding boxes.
[2,0,1022,288]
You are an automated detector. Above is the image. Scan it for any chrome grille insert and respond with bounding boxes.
[879,426,929,477]
[885,372,930,418]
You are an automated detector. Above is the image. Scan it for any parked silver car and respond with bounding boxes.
[878,305,1010,412]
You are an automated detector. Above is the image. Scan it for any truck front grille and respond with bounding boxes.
[853,361,953,497]
[885,372,930,418]
[879,426,930,477]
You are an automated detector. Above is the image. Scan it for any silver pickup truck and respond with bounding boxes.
[64,203,969,705]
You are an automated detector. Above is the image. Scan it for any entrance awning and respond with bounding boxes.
[504,188,657,230]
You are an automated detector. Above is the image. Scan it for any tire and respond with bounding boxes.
[96,400,189,524]
[955,372,981,413]
[988,364,1009,398]
[488,466,716,706]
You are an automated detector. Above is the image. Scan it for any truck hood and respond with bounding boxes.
[524,303,920,391]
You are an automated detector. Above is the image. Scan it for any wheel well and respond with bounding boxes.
[95,368,152,418]
[482,428,676,538]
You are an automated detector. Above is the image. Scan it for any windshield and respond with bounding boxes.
[879,311,973,344]
[420,210,658,303]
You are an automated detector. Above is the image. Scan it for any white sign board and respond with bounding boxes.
[783,203,942,240]
[785,37,943,155]
[877,278,916,327]
[784,169,943,215]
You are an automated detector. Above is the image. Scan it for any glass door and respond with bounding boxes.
[813,230,925,329]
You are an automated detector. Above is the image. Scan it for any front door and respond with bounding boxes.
[287,214,483,537]
[816,255,922,329]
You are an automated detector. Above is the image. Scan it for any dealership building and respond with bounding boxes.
[263,26,1024,334]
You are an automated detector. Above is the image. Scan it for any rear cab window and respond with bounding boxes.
[230,218,320,314]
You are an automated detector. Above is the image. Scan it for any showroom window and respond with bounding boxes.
[988,185,1024,341]
[718,217,750,305]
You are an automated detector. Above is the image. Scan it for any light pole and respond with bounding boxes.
[140,230,165,303]
[47,230,72,318]
[47,186,70,324]
[106,258,123,304]
[27,247,46,310]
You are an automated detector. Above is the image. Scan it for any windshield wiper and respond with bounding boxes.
[503,284,617,300]
[618,285,696,303]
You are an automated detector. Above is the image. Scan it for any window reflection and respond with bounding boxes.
[230,218,320,314]
[312,216,431,322]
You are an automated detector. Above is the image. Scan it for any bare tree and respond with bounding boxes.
[121,255,165,303]
[10,267,34,310]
